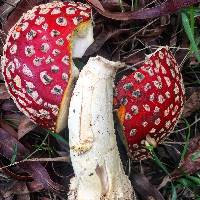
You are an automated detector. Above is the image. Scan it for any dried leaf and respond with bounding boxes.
[26,181,43,193]
[0,120,18,139]
[86,0,105,11]
[84,28,130,56]
[3,0,38,32]
[3,182,29,197]
[131,173,165,200]
[182,87,200,118]
[171,136,200,180]
[0,84,10,100]
[87,0,200,21]
[0,0,21,23]
[18,116,37,139]
[1,100,18,111]
[3,114,22,127]
[101,0,130,11]
[0,128,64,191]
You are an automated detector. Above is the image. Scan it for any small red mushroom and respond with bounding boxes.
[1,1,93,133]
[114,47,185,160]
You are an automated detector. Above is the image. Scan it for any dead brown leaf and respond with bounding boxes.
[2,0,38,32]
[3,114,22,127]
[2,181,29,199]
[0,120,18,139]
[26,181,44,193]
[0,128,65,192]
[0,84,10,100]
[18,116,37,139]
[131,173,165,200]
[0,0,21,24]
[182,87,200,118]
[1,100,18,112]
[84,27,130,56]
[171,136,200,180]
[101,0,130,11]
[87,0,200,21]
[86,0,105,11]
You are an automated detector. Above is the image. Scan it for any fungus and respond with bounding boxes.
[68,56,135,200]
[114,47,185,160]
[1,1,93,133]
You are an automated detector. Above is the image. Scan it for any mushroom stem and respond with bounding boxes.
[68,56,135,200]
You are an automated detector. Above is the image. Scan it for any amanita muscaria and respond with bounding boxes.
[68,56,134,200]
[114,47,185,160]
[1,1,93,133]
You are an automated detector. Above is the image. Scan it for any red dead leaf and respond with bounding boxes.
[87,0,200,21]
[0,0,21,23]
[171,136,200,180]
[0,128,64,191]
[86,0,105,11]
[84,28,130,56]
[132,173,165,200]
[0,120,18,139]
[18,116,37,139]
[182,87,200,118]
[1,100,18,111]
[3,0,40,32]
[0,84,10,100]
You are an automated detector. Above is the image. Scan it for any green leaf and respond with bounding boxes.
[171,183,177,200]
[180,119,190,162]
[150,148,169,175]
[48,131,68,145]
[181,12,200,62]
[189,6,195,36]
[177,177,196,188]
[191,150,200,161]
[11,144,17,164]
[186,175,200,185]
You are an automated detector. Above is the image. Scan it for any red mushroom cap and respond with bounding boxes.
[114,47,185,160]
[1,1,92,133]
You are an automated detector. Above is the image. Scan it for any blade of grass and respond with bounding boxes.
[147,145,178,199]
[171,183,177,200]
[10,144,17,164]
[181,12,200,62]
[48,131,68,145]
[146,145,170,175]
[191,150,200,161]
[180,119,191,162]
[186,175,200,185]
[189,6,195,36]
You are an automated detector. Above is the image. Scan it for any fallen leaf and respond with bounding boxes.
[131,173,165,200]
[3,181,29,198]
[18,116,37,139]
[0,128,64,192]
[171,136,200,180]
[3,0,39,32]
[87,0,200,21]
[1,100,18,112]
[3,113,22,127]
[26,181,43,193]
[0,84,10,100]
[101,0,130,11]
[182,87,200,118]
[0,0,21,24]
[0,120,18,139]
[84,27,130,56]
[86,0,105,11]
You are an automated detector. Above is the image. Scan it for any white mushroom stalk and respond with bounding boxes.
[68,56,134,200]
